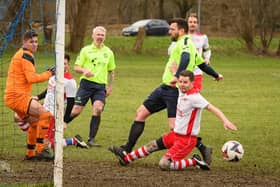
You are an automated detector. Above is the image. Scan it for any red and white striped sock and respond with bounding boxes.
[170,158,195,170]
[16,121,30,132]
[125,146,150,163]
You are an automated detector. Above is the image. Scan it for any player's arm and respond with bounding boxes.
[106,51,116,96]
[203,35,211,64]
[170,52,190,86]
[106,70,114,97]
[36,89,47,100]
[74,49,94,77]
[174,52,190,78]
[197,63,223,81]
[64,97,75,123]
[74,65,94,77]
[23,61,52,83]
[206,104,237,131]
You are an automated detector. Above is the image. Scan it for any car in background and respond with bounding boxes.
[122,19,169,36]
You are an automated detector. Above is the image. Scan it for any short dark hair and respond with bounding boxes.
[64,54,70,62]
[169,18,188,33]
[179,70,194,82]
[23,30,38,41]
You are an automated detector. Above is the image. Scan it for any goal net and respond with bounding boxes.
[0,0,65,185]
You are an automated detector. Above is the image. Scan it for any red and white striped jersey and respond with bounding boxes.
[190,32,211,75]
[43,72,77,115]
[173,90,209,136]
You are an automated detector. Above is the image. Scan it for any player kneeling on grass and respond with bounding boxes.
[109,70,237,170]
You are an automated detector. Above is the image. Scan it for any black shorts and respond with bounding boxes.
[75,79,106,106]
[143,84,178,118]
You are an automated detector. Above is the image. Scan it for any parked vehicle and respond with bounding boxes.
[122,19,169,36]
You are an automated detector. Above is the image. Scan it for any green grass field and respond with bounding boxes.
[0,36,280,185]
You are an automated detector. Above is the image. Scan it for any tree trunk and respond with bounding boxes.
[117,0,130,23]
[174,0,195,18]
[235,1,257,53]
[143,0,148,18]
[235,0,280,55]
[159,0,164,19]
[276,40,280,56]
[133,27,146,54]
[42,1,55,44]
[67,0,94,53]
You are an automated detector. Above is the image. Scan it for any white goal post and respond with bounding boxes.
[53,0,65,186]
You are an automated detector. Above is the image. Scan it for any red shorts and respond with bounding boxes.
[193,75,203,92]
[162,131,197,161]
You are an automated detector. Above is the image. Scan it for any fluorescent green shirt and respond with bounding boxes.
[162,35,204,86]
[75,43,116,84]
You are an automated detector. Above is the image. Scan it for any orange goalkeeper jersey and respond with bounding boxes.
[4,48,52,99]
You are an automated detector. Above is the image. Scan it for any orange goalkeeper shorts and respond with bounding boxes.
[4,93,32,120]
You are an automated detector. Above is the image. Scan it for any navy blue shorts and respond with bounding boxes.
[75,79,106,106]
[143,84,178,118]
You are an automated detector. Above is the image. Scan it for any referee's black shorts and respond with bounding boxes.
[75,79,106,106]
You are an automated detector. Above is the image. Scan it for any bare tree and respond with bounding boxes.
[67,0,99,53]
[256,0,279,54]
[235,0,280,55]
[173,0,196,18]
[41,0,55,44]
[277,40,280,56]
[117,0,131,23]
[133,27,146,54]
[143,0,148,18]
[159,0,165,19]
[235,0,256,52]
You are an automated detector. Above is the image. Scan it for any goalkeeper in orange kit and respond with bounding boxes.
[4,30,55,160]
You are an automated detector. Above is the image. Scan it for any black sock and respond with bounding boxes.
[64,112,79,123]
[64,115,75,123]
[196,137,206,152]
[123,121,145,152]
[88,116,101,141]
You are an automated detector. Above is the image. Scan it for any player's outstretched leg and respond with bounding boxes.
[108,145,128,166]
[192,154,210,170]
[196,137,212,165]
[120,121,145,153]
[109,140,159,166]
[158,155,210,171]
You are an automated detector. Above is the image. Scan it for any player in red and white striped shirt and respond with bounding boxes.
[167,14,219,165]
[109,70,237,170]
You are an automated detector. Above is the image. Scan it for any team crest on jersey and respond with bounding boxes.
[75,97,82,104]
[104,53,108,58]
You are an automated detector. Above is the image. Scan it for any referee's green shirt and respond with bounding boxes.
[75,43,116,84]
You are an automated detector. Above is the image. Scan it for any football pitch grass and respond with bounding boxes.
[0,36,280,185]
